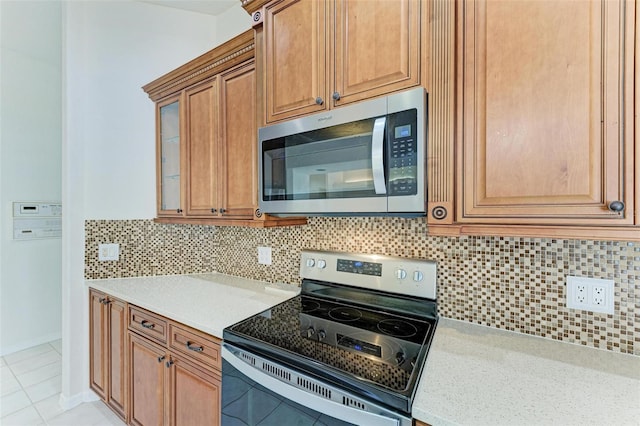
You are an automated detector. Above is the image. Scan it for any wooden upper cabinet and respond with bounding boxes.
[219,61,258,219]
[185,79,219,217]
[156,95,185,218]
[457,0,636,225]
[332,0,420,107]
[260,0,421,124]
[264,0,328,122]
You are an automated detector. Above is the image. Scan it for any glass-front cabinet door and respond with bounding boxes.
[157,95,184,216]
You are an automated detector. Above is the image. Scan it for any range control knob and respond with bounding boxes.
[396,268,407,280]
[395,352,406,366]
[306,326,315,339]
[317,330,326,341]
[317,259,327,269]
[413,271,424,282]
[306,258,316,268]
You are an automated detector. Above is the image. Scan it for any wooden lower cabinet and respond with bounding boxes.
[129,333,166,426]
[89,289,128,421]
[129,331,221,426]
[90,290,222,425]
[169,352,221,426]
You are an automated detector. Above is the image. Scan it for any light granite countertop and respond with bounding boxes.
[87,272,300,338]
[413,318,640,426]
[87,274,640,425]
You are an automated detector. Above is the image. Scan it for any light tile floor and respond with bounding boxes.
[1,340,125,426]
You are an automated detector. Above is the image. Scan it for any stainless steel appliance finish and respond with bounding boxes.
[258,88,427,216]
[222,250,438,426]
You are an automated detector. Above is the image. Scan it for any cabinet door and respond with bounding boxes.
[107,299,127,420]
[168,355,221,426]
[457,0,635,225]
[157,95,185,217]
[89,290,107,400]
[332,0,420,107]
[185,79,220,216]
[264,0,328,123]
[219,61,257,219]
[129,333,167,426]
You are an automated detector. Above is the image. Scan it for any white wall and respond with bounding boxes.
[215,2,252,44]
[0,1,63,355]
[62,0,222,407]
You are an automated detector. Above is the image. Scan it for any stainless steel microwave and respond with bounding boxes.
[258,87,427,216]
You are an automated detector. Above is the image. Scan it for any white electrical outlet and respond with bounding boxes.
[98,243,120,261]
[257,246,272,265]
[566,276,614,315]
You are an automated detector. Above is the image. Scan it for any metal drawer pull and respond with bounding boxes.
[157,356,165,363]
[166,360,174,368]
[140,320,155,329]
[186,341,204,352]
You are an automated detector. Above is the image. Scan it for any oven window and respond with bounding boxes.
[222,359,355,426]
[262,118,384,201]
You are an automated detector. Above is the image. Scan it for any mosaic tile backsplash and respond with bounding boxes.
[85,218,639,355]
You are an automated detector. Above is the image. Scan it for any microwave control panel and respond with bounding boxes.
[387,108,418,196]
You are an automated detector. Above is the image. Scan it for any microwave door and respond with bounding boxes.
[260,118,387,214]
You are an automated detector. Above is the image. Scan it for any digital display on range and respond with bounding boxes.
[337,259,382,276]
[337,334,382,358]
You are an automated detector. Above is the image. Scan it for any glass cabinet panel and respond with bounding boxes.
[159,100,181,212]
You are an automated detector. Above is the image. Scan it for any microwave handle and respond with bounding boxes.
[371,117,387,194]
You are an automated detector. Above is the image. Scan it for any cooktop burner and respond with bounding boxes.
[328,306,362,322]
[378,319,418,338]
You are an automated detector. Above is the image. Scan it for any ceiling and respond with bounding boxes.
[140,0,238,16]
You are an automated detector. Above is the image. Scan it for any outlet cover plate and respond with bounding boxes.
[98,243,120,261]
[566,276,614,315]
[257,246,272,265]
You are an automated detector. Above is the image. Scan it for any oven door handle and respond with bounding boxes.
[222,345,400,426]
[371,117,387,195]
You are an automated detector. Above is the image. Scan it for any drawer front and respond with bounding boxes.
[129,306,168,344]
[168,323,221,371]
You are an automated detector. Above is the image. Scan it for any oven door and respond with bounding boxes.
[222,344,410,426]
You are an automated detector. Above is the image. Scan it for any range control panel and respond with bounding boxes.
[300,250,437,300]
[336,259,382,276]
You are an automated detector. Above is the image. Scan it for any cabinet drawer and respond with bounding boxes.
[129,306,168,344]
[168,323,221,371]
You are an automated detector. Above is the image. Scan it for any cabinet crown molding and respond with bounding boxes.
[142,29,255,102]
[239,0,271,15]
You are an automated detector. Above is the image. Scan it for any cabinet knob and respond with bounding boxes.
[176,208,183,213]
[211,208,217,214]
[608,201,625,213]
[99,298,111,305]
[166,360,174,368]
[315,97,324,105]
[157,356,165,363]
[332,92,341,101]
[219,208,226,214]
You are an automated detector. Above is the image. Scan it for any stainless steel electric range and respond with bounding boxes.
[222,250,438,426]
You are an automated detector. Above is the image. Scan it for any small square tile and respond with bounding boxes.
[4,344,54,366]
[0,390,31,418]
[9,350,60,376]
[0,405,45,426]
[24,374,61,403]
[16,360,61,388]
[33,393,64,421]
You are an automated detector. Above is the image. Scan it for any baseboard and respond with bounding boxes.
[59,390,100,411]
[0,332,62,356]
